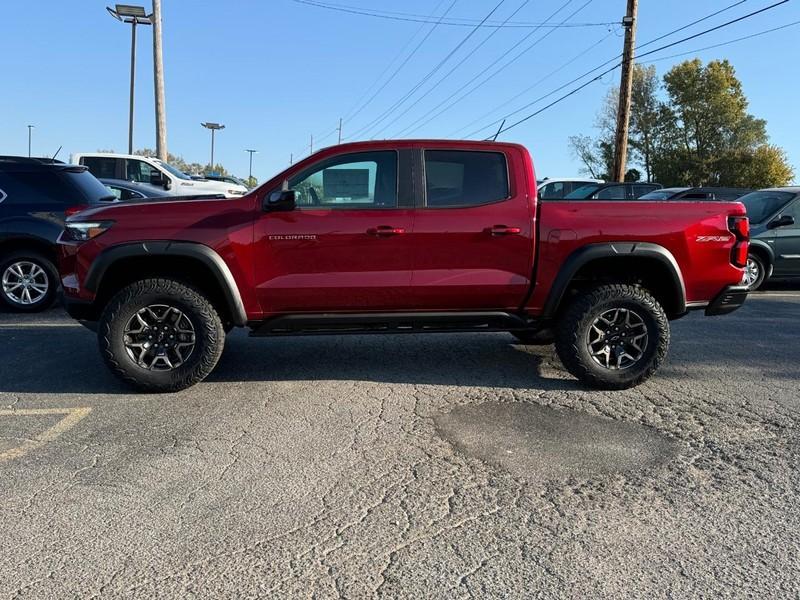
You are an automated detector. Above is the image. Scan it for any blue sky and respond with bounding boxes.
[1,0,798,182]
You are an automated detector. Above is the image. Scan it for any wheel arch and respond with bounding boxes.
[542,242,687,319]
[87,242,247,326]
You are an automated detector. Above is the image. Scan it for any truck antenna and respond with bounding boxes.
[51,145,62,161]
[491,120,505,142]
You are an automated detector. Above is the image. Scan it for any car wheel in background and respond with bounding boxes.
[0,251,59,312]
[555,284,670,390]
[98,278,226,392]
[742,253,767,291]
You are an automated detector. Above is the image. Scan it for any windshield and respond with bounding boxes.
[739,191,796,224]
[565,184,601,199]
[154,160,192,180]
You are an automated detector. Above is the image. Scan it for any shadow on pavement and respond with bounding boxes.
[0,296,796,395]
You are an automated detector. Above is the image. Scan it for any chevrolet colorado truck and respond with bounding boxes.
[58,140,749,392]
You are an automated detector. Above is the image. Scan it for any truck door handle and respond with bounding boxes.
[367,225,406,237]
[488,225,522,236]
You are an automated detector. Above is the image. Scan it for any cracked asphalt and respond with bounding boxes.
[1,288,799,598]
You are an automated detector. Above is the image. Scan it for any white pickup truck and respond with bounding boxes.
[71,152,247,198]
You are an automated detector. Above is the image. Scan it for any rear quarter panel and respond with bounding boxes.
[526,200,747,313]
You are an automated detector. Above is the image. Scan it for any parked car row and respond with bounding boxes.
[72,152,248,198]
[0,155,228,311]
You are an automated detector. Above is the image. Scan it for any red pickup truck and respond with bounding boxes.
[58,140,749,392]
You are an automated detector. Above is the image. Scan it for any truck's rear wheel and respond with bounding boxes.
[98,278,225,392]
[555,284,669,390]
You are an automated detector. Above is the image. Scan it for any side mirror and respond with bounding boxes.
[150,172,171,190]
[264,189,297,212]
[767,214,795,229]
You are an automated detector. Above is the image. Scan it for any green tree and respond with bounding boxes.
[570,59,794,187]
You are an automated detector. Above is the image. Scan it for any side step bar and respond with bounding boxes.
[251,311,534,337]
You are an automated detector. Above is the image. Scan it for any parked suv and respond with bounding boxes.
[739,187,800,290]
[58,140,748,392]
[72,153,247,198]
[0,157,116,311]
[565,182,663,200]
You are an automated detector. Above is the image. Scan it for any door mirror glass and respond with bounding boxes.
[264,189,297,212]
[150,172,167,188]
[768,214,796,229]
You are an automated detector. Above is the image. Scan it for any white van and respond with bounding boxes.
[537,177,604,200]
[70,152,248,198]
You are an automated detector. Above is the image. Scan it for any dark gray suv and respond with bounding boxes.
[741,187,800,290]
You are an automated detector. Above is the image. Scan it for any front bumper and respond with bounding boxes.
[705,285,748,316]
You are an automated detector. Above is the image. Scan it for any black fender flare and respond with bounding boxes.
[541,242,687,318]
[85,241,247,326]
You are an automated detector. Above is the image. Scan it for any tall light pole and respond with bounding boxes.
[27,125,34,157]
[151,0,168,160]
[107,4,152,155]
[245,149,258,183]
[201,122,225,172]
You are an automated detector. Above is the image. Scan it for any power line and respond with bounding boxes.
[641,19,800,63]
[368,0,532,140]
[347,0,508,141]
[447,29,615,138]
[487,0,791,139]
[460,0,785,139]
[291,0,615,28]
[389,0,596,139]
[452,0,765,140]
[290,1,453,159]
[342,0,452,125]
[456,0,747,137]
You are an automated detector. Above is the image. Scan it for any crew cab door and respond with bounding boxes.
[409,147,535,310]
[253,149,416,313]
[771,198,800,276]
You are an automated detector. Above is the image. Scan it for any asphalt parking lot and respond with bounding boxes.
[1,288,799,598]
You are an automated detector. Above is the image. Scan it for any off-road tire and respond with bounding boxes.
[0,250,59,312]
[555,284,669,390]
[98,278,225,392]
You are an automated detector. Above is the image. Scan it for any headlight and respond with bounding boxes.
[227,189,247,196]
[63,221,115,242]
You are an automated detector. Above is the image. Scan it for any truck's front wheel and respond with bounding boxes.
[98,279,226,392]
[555,284,669,390]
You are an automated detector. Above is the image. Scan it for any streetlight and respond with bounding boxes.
[245,149,258,183]
[27,125,34,157]
[107,4,152,154]
[201,122,225,172]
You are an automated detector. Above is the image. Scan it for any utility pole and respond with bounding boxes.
[290,153,293,165]
[337,118,342,144]
[201,122,225,172]
[310,134,313,155]
[245,149,257,182]
[151,0,168,160]
[27,125,34,157]
[612,0,638,183]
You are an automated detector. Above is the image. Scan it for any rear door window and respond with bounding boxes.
[423,150,508,208]
[81,156,120,179]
